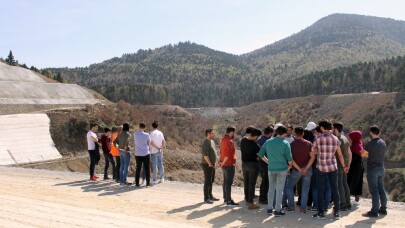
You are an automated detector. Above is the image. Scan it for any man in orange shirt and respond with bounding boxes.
[111,126,122,183]
[220,126,239,206]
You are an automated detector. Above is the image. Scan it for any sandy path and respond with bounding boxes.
[0,167,403,228]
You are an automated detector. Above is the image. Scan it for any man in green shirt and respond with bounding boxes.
[259,125,293,217]
[201,128,219,204]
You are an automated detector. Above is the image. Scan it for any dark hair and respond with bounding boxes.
[287,124,293,129]
[319,120,333,131]
[104,128,111,133]
[90,123,98,129]
[315,126,322,133]
[152,121,159,129]
[263,126,274,135]
[226,126,236,134]
[333,122,344,133]
[205,128,214,137]
[245,126,254,134]
[250,128,262,137]
[294,126,304,136]
[139,122,146,129]
[276,126,287,135]
[370,125,380,135]
[123,123,130,132]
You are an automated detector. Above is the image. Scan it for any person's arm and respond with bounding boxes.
[91,133,98,142]
[258,143,269,164]
[204,156,214,167]
[292,160,301,171]
[347,146,352,166]
[336,147,348,173]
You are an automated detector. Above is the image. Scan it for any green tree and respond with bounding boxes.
[55,72,65,83]
[5,50,16,66]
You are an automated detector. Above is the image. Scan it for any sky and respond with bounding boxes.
[1,0,405,68]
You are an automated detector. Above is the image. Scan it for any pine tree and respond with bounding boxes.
[55,72,65,83]
[5,50,16,66]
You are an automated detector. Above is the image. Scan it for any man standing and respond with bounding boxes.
[312,120,348,220]
[241,128,262,210]
[150,121,166,184]
[256,126,274,205]
[201,128,219,204]
[100,128,116,180]
[285,126,315,214]
[259,125,293,217]
[87,123,99,181]
[134,122,152,187]
[111,126,122,182]
[220,126,239,206]
[362,126,388,218]
[113,123,131,185]
[332,122,352,211]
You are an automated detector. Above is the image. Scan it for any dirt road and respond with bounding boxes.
[0,167,403,227]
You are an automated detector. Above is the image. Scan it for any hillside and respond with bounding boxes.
[46,14,405,107]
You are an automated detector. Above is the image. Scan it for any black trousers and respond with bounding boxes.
[317,170,340,214]
[88,150,97,177]
[202,164,215,201]
[259,165,269,202]
[114,155,121,181]
[222,166,235,202]
[135,155,150,185]
[104,153,116,178]
[242,162,259,203]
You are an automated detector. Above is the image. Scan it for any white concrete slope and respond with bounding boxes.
[0,114,61,165]
[0,62,100,105]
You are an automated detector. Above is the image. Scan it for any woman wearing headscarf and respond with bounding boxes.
[347,131,364,206]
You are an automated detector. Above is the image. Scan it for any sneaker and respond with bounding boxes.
[274,211,286,217]
[347,204,352,210]
[140,179,145,185]
[160,178,165,183]
[267,209,273,215]
[204,199,214,204]
[300,208,306,214]
[103,177,110,180]
[94,175,99,179]
[248,203,260,210]
[90,176,97,181]
[286,207,295,212]
[282,204,288,209]
[210,197,220,201]
[226,200,240,207]
[313,213,326,220]
[310,207,318,212]
[259,200,268,205]
[362,211,378,218]
[378,209,387,215]
[334,212,341,220]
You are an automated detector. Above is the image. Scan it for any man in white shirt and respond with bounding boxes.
[150,121,166,183]
[87,123,99,181]
[284,124,295,144]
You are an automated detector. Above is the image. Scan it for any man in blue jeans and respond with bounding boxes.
[259,125,293,217]
[312,120,348,220]
[285,126,315,214]
[362,125,388,217]
[113,123,132,185]
[150,121,166,184]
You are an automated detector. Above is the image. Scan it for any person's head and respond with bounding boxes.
[90,123,98,132]
[152,121,159,129]
[369,125,381,138]
[348,130,363,143]
[117,125,123,134]
[332,122,344,136]
[122,123,129,132]
[205,128,215,140]
[226,126,236,138]
[314,126,322,136]
[305,122,316,131]
[245,126,254,136]
[319,120,333,133]
[294,126,304,138]
[104,127,111,137]
[263,126,274,137]
[286,124,293,136]
[273,123,283,137]
[139,122,146,130]
[249,128,262,141]
[276,126,288,138]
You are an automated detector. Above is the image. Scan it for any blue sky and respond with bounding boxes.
[1,0,404,68]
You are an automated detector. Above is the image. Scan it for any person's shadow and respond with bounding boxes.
[167,202,205,214]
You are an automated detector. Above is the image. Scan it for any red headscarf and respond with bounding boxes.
[348,130,363,156]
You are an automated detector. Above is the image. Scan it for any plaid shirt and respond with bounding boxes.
[312,133,341,172]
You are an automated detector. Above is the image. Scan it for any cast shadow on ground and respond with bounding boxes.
[53,179,138,195]
[167,202,205,214]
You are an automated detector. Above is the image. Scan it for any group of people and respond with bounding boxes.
[201,120,388,220]
[86,121,166,187]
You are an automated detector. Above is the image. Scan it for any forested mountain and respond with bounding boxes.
[47,14,405,107]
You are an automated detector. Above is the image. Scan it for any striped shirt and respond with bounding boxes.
[312,133,341,172]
